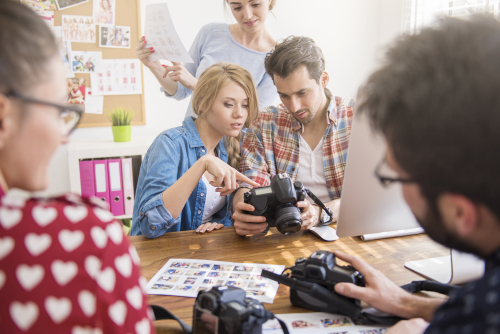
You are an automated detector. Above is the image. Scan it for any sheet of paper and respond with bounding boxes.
[146,258,285,304]
[70,51,102,73]
[37,11,54,27]
[62,15,96,43]
[263,312,389,334]
[90,59,142,96]
[52,27,73,78]
[99,25,131,48]
[144,3,193,63]
[84,88,104,114]
[21,0,57,11]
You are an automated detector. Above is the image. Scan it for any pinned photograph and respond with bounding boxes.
[227,281,247,288]
[190,263,212,270]
[212,265,233,272]
[93,0,115,25]
[186,270,207,277]
[229,273,250,280]
[248,282,269,289]
[71,51,102,73]
[202,279,224,285]
[66,78,85,104]
[165,269,185,275]
[56,0,88,10]
[158,276,179,283]
[171,262,191,268]
[321,317,353,328]
[234,266,253,272]
[52,27,73,78]
[175,285,193,292]
[21,0,56,11]
[207,272,228,278]
[62,15,96,43]
[99,25,130,48]
[183,277,197,285]
[151,283,174,291]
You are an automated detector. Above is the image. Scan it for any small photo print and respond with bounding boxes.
[56,0,88,10]
[227,281,247,288]
[358,329,387,334]
[186,270,207,277]
[321,317,353,328]
[252,275,267,281]
[190,263,212,269]
[93,0,116,25]
[62,15,96,43]
[255,267,278,275]
[171,262,191,268]
[233,266,253,272]
[291,320,320,329]
[71,51,102,73]
[158,276,179,283]
[165,269,185,275]
[202,279,225,285]
[174,285,194,292]
[151,283,174,291]
[248,282,269,289]
[229,273,250,280]
[246,290,266,296]
[21,0,57,11]
[99,25,130,48]
[212,265,233,272]
[207,272,229,278]
[183,277,197,285]
[66,78,86,104]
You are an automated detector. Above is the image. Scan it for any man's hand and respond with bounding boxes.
[333,251,444,321]
[386,319,429,334]
[232,201,268,236]
[297,201,319,230]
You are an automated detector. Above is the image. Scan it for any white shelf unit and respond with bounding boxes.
[67,136,156,219]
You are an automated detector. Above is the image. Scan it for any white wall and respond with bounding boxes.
[40,0,404,197]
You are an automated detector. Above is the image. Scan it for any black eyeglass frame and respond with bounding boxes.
[374,158,416,187]
[5,91,83,133]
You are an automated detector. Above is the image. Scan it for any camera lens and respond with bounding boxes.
[275,204,302,235]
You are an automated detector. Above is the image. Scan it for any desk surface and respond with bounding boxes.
[130,227,448,333]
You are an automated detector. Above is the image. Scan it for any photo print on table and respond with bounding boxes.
[158,276,179,283]
[183,277,198,285]
[227,281,247,288]
[165,269,185,275]
[233,266,253,272]
[62,15,96,43]
[99,25,130,48]
[175,285,194,292]
[56,0,88,10]
[212,265,233,272]
[251,275,267,281]
[71,51,102,73]
[321,317,353,328]
[151,283,174,291]
[248,282,269,289]
[246,290,266,297]
[358,329,387,334]
[93,0,115,25]
[66,78,85,104]
[190,263,212,269]
[170,262,191,268]
[229,273,250,280]
[21,0,56,11]
[291,320,320,329]
[202,279,225,285]
[186,270,207,277]
[207,272,229,278]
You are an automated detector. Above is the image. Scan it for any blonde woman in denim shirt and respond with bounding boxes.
[131,63,259,238]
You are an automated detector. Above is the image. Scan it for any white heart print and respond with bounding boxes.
[0,269,6,290]
[58,229,84,252]
[25,233,51,257]
[31,205,57,227]
[78,290,96,317]
[45,296,72,324]
[135,318,151,334]
[10,301,39,331]
[114,253,132,278]
[93,207,114,223]
[90,226,108,249]
[16,264,44,291]
[2,193,26,207]
[126,286,143,310]
[0,207,22,229]
[108,300,127,326]
[139,276,148,293]
[129,245,141,265]
[71,326,103,334]
[106,222,123,245]
[51,260,78,286]
[84,255,101,279]
[0,236,15,261]
[63,205,88,223]
[96,267,116,293]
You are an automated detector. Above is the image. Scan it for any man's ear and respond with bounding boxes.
[439,193,478,237]
[320,71,329,88]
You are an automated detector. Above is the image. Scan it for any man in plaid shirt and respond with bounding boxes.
[231,36,355,236]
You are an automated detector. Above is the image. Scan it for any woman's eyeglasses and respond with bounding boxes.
[6,91,83,134]
[374,157,416,187]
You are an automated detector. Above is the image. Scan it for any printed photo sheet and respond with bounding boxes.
[56,0,88,10]
[62,15,96,43]
[144,3,193,63]
[21,0,57,11]
[262,312,389,334]
[146,258,285,304]
[90,59,142,95]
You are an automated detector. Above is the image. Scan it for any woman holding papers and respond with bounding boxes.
[0,2,153,333]
[130,63,259,238]
[136,0,278,118]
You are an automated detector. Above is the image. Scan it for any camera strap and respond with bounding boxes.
[150,305,192,334]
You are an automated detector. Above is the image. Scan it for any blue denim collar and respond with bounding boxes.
[182,117,228,156]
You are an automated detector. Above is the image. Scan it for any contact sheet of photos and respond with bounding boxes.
[146,259,285,303]
[262,312,388,334]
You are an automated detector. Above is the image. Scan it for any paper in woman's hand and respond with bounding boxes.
[144,3,194,63]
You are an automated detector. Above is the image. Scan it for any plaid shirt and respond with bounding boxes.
[239,89,355,200]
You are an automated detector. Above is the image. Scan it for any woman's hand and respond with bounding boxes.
[297,201,320,230]
[196,222,224,234]
[162,62,198,91]
[201,155,259,196]
[135,36,159,69]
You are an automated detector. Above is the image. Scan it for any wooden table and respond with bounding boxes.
[130,227,448,333]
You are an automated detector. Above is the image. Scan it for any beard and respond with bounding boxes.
[291,109,315,124]
[416,202,486,258]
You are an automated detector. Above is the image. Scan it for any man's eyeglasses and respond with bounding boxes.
[6,91,83,134]
[374,158,415,187]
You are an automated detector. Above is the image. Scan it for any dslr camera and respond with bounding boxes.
[262,250,365,319]
[244,173,332,235]
[193,286,275,334]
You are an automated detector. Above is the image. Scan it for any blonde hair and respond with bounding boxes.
[224,0,276,11]
[192,62,258,170]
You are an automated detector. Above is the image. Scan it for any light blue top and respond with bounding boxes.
[130,117,232,238]
[162,22,278,118]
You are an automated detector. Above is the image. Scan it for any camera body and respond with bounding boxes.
[289,250,365,314]
[244,173,306,235]
[193,286,270,334]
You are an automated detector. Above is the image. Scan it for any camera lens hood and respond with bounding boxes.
[275,205,302,235]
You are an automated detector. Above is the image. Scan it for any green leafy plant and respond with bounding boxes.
[107,107,135,126]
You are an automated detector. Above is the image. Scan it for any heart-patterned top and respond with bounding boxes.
[0,188,154,334]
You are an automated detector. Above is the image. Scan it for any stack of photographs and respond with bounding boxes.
[146,259,285,304]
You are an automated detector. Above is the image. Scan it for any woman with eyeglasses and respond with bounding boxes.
[0,2,153,333]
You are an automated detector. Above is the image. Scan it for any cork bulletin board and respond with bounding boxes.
[53,0,145,128]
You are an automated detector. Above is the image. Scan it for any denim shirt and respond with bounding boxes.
[130,117,232,238]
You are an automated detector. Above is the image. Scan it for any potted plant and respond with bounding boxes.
[107,107,134,142]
